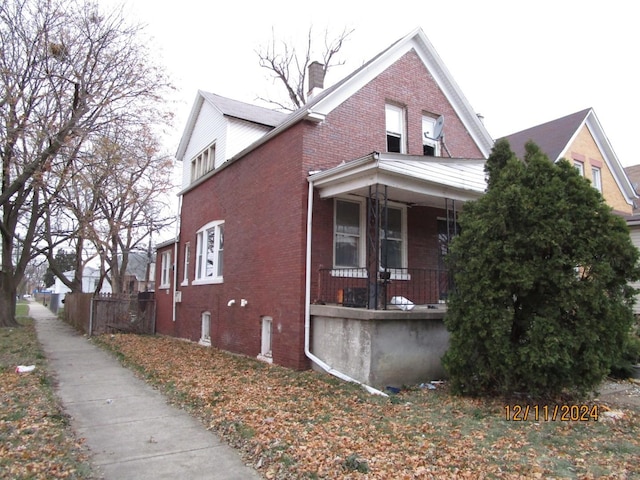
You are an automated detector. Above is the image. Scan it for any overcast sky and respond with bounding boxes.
[105,0,639,167]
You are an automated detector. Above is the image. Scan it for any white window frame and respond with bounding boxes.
[332,198,407,278]
[199,311,211,346]
[574,161,584,176]
[257,316,273,363]
[422,115,441,156]
[334,199,364,269]
[592,166,602,192]
[159,250,171,289]
[190,142,216,182]
[193,220,224,285]
[385,104,406,153]
[380,205,407,271]
[181,243,190,286]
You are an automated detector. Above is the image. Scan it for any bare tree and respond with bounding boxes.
[255,26,354,111]
[0,0,173,326]
[86,125,175,294]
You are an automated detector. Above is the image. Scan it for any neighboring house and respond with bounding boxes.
[54,252,155,301]
[156,27,494,388]
[119,252,156,293]
[53,266,113,302]
[624,165,640,315]
[502,108,636,215]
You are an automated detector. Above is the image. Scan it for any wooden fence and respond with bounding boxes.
[63,292,155,336]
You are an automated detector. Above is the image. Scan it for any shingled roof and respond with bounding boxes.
[199,91,288,128]
[501,108,591,161]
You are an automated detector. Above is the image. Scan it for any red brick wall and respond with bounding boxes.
[173,126,310,370]
[302,49,484,175]
[163,49,484,371]
[155,243,176,336]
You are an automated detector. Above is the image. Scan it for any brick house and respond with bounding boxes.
[156,25,640,389]
[155,28,494,388]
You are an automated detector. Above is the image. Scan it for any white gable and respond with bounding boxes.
[226,117,272,160]
[178,94,282,190]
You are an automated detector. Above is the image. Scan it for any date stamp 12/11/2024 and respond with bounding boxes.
[505,404,600,421]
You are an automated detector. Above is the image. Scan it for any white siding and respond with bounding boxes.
[630,225,640,314]
[180,105,273,189]
[226,117,272,161]
[181,102,227,189]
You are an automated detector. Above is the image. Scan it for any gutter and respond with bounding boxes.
[304,177,387,397]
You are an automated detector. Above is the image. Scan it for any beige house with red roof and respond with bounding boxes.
[502,108,636,215]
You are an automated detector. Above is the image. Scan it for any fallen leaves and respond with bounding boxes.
[96,333,640,479]
[1,319,91,479]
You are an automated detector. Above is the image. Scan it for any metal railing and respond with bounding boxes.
[315,267,450,309]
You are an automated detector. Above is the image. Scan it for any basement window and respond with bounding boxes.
[258,316,273,363]
[199,311,211,346]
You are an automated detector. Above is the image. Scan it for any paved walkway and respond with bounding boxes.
[30,301,261,480]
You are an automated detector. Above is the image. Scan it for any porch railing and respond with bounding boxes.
[315,267,451,309]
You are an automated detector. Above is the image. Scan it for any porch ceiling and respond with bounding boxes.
[308,152,487,208]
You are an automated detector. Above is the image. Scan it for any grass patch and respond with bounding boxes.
[0,317,93,479]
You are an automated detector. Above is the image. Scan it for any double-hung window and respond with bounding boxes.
[159,251,171,289]
[385,104,405,153]
[422,115,441,156]
[335,199,362,268]
[334,199,406,273]
[592,166,602,192]
[194,220,224,284]
[182,243,190,285]
[381,207,404,269]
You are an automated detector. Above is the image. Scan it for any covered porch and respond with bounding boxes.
[304,152,486,388]
[309,151,486,311]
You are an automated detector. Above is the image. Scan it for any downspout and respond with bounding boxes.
[172,195,182,323]
[304,178,387,397]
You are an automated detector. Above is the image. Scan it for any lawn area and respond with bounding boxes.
[0,304,92,480]
[96,333,640,479]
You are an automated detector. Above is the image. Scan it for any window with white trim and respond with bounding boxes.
[181,243,190,285]
[385,104,405,153]
[574,161,584,176]
[381,207,404,269]
[422,115,440,156]
[199,311,211,346]
[333,199,407,271]
[592,166,602,192]
[194,221,224,284]
[159,250,171,289]
[191,143,216,182]
[335,199,362,268]
[258,316,273,363]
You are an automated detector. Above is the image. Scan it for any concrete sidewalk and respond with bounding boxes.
[29,301,262,480]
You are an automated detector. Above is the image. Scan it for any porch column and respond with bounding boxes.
[367,184,389,309]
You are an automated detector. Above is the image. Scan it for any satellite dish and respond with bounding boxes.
[433,115,444,140]
[423,115,445,141]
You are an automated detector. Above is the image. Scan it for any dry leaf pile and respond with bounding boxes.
[1,320,91,479]
[98,334,640,479]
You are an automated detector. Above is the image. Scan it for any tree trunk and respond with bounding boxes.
[0,271,19,327]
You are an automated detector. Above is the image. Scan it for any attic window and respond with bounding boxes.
[385,104,405,153]
[422,115,440,156]
[592,166,602,192]
[191,143,216,182]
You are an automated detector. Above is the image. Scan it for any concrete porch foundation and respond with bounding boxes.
[310,304,449,389]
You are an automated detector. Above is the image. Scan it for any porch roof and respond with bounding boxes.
[308,152,487,208]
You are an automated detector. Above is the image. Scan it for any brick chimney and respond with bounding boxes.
[307,61,325,100]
